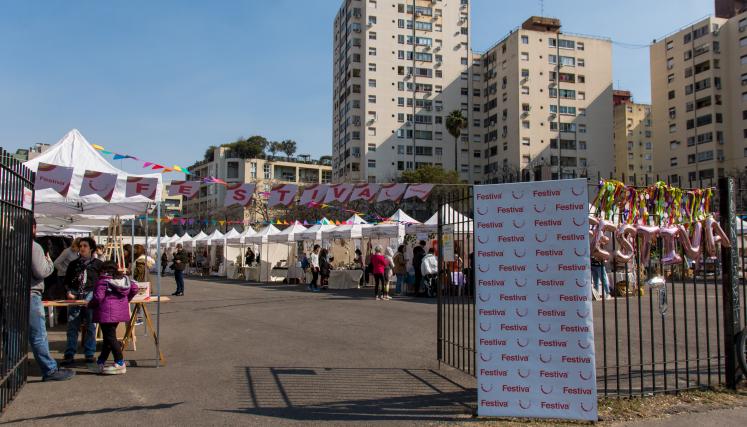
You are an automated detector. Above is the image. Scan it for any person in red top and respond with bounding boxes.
[370,246,389,300]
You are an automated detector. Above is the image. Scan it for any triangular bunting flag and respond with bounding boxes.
[143,161,153,168]
[92,144,105,150]
[152,164,165,170]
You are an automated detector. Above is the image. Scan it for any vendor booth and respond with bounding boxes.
[267,222,308,282]
[247,225,281,282]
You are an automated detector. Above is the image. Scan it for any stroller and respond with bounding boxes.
[422,274,437,297]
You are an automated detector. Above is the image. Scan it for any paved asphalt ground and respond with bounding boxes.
[2,277,477,425]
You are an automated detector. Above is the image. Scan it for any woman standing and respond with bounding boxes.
[161,251,168,275]
[319,248,331,289]
[133,244,154,283]
[383,247,395,300]
[370,246,388,300]
[393,245,407,296]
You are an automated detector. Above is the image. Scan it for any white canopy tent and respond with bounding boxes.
[406,204,473,234]
[24,129,163,216]
[205,229,225,245]
[223,228,241,242]
[268,222,308,243]
[248,225,282,282]
[185,231,208,248]
[297,223,337,242]
[323,215,370,240]
[363,209,420,239]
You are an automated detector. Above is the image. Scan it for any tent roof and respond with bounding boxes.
[248,225,281,243]
[206,229,225,244]
[268,222,308,242]
[297,224,336,241]
[385,209,420,225]
[24,129,163,216]
[223,228,241,240]
[346,214,368,224]
[323,222,371,240]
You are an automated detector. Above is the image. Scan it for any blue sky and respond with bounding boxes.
[0,0,713,175]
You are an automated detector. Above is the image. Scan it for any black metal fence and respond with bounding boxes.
[0,149,34,411]
[436,177,744,397]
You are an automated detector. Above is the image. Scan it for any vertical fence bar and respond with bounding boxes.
[718,177,741,389]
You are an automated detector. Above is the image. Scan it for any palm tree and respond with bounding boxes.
[280,139,297,161]
[445,110,468,172]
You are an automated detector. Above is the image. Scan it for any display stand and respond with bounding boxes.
[103,216,126,269]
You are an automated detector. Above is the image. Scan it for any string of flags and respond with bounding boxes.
[134,214,415,228]
[90,143,191,175]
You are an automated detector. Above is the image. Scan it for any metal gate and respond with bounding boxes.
[436,178,743,396]
[0,148,34,411]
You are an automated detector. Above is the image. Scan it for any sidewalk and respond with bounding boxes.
[2,278,475,425]
[617,406,747,426]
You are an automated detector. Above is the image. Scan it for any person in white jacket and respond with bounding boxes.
[420,248,438,297]
[54,238,80,279]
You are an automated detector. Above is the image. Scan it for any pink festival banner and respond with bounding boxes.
[267,184,298,207]
[35,163,74,197]
[474,179,596,421]
[299,184,328,206]
[403,183,435,201]
[168,181,201,199]
[349,183,380,202]
[322,183,353,204]
[80,170,118,201]
[224,183,256,207]
[125,177,158,200]
[376,183,408,202]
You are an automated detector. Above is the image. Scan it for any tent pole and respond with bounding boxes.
[155,202,162,368]
[131,219,135,278]
[145,211,149,257]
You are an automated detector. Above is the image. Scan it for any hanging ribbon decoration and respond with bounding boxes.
[91,143,191,175]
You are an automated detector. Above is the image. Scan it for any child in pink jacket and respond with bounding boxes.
[88,261,138,375]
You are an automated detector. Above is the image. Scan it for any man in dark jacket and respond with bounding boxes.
[412,240,427,296]
[61,237,102,365]
[172,244,188,296]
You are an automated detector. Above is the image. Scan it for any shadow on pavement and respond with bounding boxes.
[2,402,184,424]
[214,366,475,421]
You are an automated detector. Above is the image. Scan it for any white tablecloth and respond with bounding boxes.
[328,270,364,289]
[243,267,260,282]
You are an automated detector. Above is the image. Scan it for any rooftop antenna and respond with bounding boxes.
[540,0,545,16]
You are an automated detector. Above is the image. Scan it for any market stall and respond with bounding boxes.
[322,214,370,288]
[267,222,308,282]
[247,224,281,282]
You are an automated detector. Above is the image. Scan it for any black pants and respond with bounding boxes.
[374,273,385,297]
[98,323,123,363]
[311,270,319,288]
[413,272,422,295]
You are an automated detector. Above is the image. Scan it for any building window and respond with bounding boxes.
[666,40,673,50]
[521,137,530,146]
[369,31,376,40]
[367,127,376,136]
[521,35,529,44]
[521,86,529,95]
[668,73,674,84]
[520,52,529,61]
[670,157,678,167]
[577,42,584,51]
[227,162,239,179]
[668,90,675,100]
[667,58,674,70]
[368,47,376,56]
[368,16,376,25]
[368,62,376,72]
[368,79,376,88]
[368,159,376,168]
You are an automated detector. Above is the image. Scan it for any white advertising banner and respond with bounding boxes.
[474,179,596,421]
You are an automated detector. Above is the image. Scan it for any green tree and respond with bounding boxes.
[445,110,468,171]
[267,141,281,159]
[280,139,297,160]
[223,137,264,159]
[399,164,460,184]
[204,145,218,161]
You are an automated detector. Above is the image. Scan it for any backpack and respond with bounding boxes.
[301,257,310,269]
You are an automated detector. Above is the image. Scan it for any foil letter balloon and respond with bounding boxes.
[636,225,660,266]
[659,226,682,266]
[591,219,614,262]
[677,222,702,262]
[705,216,732,258]
[614,224,637,264]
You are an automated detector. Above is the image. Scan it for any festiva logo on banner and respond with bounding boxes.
[80,170,117,201]
[168,181,201,199]
[224,183,256,207]
[125,177,158,200]
[267,184,298,207]
[35,163,74,197]
[377,183,408,202]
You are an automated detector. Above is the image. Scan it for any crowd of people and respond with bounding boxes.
[29,220,143,381]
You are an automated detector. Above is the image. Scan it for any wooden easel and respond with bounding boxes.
[103,216,126,269]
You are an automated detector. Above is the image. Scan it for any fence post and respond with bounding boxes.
[718,177,741,389]
[436,194,443,367]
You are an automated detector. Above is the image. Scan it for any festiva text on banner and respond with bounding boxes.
[474,179,597,421]
[268,184,298,207]
[169,181,201,199]
[224,183,256,206]
[299,184,328,206]
[125,177,158,200]
[80,171,117,201]
[35,163,74,196]
[323,184,353,203]
[377,183,408,202]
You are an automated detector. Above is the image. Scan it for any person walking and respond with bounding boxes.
[61,237,103,366]
[29,220,75,381]
[309,245,320,292]
[319,248,331,289]
[370,246,388,300]
[393,245,407,296]
[172,244,187,296]
[160,251,168,275]
[412,240,427,296]
[420,247,438,298]
[89,262,139,375]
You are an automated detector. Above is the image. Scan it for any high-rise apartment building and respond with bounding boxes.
[716,0,747,19]
[478,17,614,182]
[650,10,747,184]
[612,90,653,186]
[331,0,475,183]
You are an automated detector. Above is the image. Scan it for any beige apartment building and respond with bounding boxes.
[332,0,478,183]
[650,10,747,184]
[184,146,332,224]
[477,17,614,182]
[613,90,653,186]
